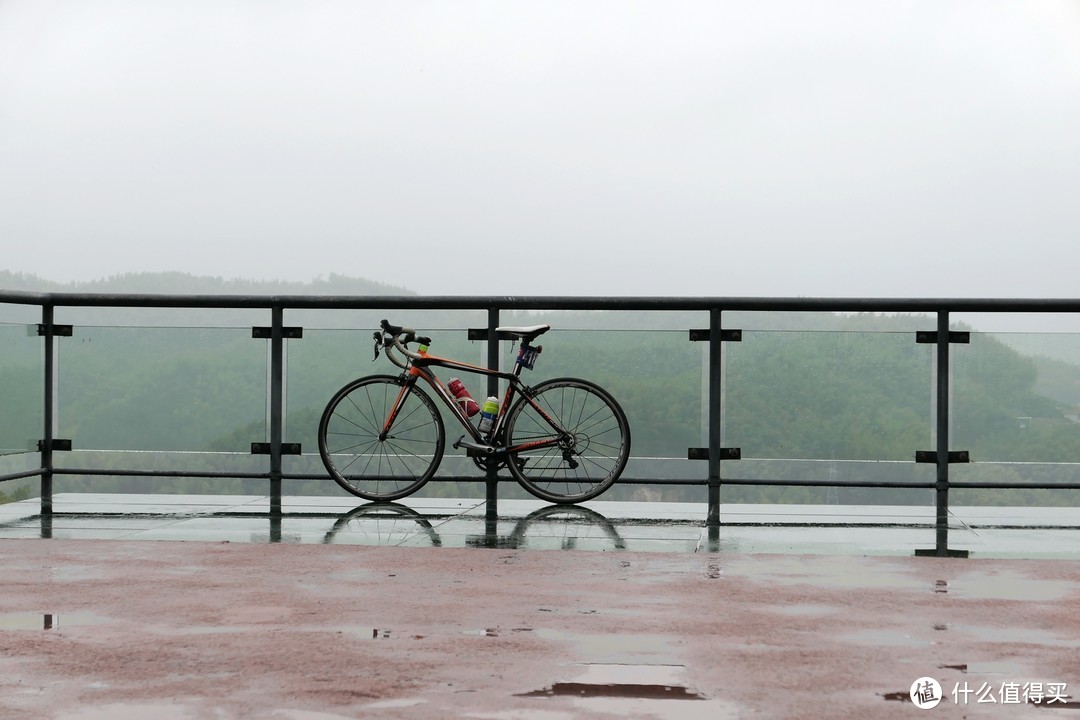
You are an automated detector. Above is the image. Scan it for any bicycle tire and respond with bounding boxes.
[503,378,630,504]
[318,375,445,501]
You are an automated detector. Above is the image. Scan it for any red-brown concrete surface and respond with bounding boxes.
[2,538,1079,719]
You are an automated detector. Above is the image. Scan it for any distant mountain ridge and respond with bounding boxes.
[0,271,414,297]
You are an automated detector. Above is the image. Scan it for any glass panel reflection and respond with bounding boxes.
[57,326,266,452]
[0,321,42,457]
[285,312,707,502]
[952,331,1080,505]
[723,324,936,503]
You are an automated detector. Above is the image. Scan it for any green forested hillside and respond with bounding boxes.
[4,273,1080,506]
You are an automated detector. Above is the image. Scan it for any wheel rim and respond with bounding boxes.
[506,380,628,502]
[320,378,443,500]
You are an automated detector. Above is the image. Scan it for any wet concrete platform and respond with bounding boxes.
[2,493,1080,557]
[2,495,1080,719]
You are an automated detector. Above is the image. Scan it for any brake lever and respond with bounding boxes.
[372,331,383,362]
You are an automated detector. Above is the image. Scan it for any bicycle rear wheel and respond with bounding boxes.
[504,378,630,504]
[318,375,445,501]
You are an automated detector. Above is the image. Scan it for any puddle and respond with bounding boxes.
[56,703,199,720]
[842,629,927,648]
[950,625,1075,647]
[0,612,106,630]
[521,682,702,699]
[948,572,1073,601]
[938,662,1024,675]
[463,627,534,637]
[532,628,677,660]
[1030,697,1080,709]
[770,604,836,618]
[517,664,744,719]
[268,711,364,720]
[361,699,428,710]
[518,664,704,700]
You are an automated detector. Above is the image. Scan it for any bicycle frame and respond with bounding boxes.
[384,343,566,456]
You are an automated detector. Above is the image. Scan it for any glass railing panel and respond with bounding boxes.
[722,324,935,504]
[284,309,493,497]
[0,320,43,457]
[51,325,267,491]
[725,310,936,333]
[55,306,267,329]
[0,311,44,503]
[952,330,1080,505]
[285,311,710,501]
[503,324,706,502]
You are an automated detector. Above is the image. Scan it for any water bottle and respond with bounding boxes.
[447,377,479,416]
[477,397,499,434]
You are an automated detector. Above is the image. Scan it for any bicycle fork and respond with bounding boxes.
[378,380,415,442]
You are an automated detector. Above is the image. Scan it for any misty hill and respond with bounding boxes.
[0,271,418,328]
[0,270,412,297]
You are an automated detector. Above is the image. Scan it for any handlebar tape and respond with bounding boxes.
[380,319,426,346]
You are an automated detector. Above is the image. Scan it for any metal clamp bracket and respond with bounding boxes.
[916,331,970,344]
[915,450,970,463]
[468,328,518,341]
[252,327,303,339]
[689,447,741,460]
[35,324,73,337]
[251,443,302,455]
[689,329,742,342]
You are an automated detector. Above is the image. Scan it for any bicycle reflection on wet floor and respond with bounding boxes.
[322,502,627,551]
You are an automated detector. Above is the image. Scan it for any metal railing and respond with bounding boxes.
[4,289,1080,557]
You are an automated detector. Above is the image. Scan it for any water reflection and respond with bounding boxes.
[0,612,105,630]
[323,501,627,551]
[322,502,443,547]
[507,505,626,551]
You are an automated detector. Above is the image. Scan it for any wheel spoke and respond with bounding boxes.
[318,377,444,501]
[504,379,629,503]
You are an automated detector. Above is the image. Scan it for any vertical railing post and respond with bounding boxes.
[707,307,722,526]
[485,307,500,508]
[916,311,969,557]
[269,305,284,529]
[40,303,55,517]
[933,311,951,555]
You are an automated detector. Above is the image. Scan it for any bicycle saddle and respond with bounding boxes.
[496,324,550,341]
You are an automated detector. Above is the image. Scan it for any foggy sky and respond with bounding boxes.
[1,1,1078,298]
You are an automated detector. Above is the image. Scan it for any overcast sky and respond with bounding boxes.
[1,1,1078,298]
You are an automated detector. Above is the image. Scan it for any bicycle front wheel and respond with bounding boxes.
[318,375,445,501]
[504,378,630,504]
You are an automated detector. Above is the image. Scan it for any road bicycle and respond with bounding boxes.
[317,319,631,504]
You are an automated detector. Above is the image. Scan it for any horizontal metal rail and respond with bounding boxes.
[4,289,1080,313]
[4,289,1080,558]
[0,468,46,483]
